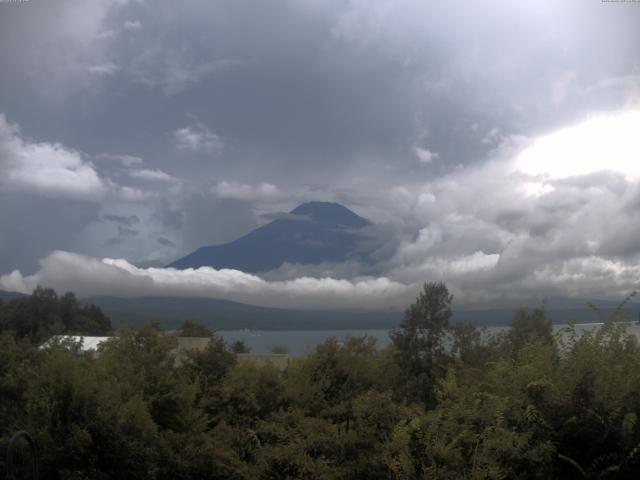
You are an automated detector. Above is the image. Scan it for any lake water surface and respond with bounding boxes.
[219,322,640,356]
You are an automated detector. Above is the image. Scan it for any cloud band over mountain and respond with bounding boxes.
[0,251,416,310]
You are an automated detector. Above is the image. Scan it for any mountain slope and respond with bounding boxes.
[82,295,401,330]
[168,201,372,272]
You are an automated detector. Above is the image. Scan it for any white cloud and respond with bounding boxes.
[86,62,119,76]
[0,251,416,310]
[174,124,223,154]
[211,181,282,201]
[482,127,503,145]
[514,110,640,180]
[123,20,142,31]
[415,147,439,164]
[448,251,500,274]
[0,114,149,202]
[377,109,640,304]
[0,114,107,200]
[129,168,176,183]
[111,184,149,201]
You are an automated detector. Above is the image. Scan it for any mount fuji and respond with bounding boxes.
[168,202,373,272]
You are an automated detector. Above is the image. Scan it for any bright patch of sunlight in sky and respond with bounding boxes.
[515,110,640,181]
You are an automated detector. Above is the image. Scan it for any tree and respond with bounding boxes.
[390,282,453,407]
[231,340,250,354]
[450,321,487,366]
[178,320,213,338]
[508,307,553,354]
[0,287,111,344]
[180,335,236,395]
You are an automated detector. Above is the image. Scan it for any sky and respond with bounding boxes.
[1,0,640,309]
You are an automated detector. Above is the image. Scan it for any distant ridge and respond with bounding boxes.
[3,289,634,330]
[0,290,27,301]
[80,295,638,331]
[82,295,401,330]
[168,201,372,272]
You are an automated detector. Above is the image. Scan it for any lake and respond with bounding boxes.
[219,322,640,356]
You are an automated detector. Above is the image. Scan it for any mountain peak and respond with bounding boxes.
[168,201,372,272]
[290,202,369,228]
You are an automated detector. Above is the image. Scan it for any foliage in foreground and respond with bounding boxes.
[0,286,112,343]
[2,284,640,479]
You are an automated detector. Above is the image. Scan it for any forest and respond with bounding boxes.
[2,284,640,479]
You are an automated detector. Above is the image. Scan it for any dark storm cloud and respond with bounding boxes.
[0,192,100,274]
[153,198,183,231]
[1,0,640,305]
[117,226,139,237]
[171,193,259,253]
[4,0,636,184]
[157,236,176,248]
[105,225,140,246]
